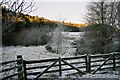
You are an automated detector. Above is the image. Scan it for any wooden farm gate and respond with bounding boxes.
[0,52,120,80]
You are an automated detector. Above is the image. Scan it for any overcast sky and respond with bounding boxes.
[7,0,119,23]
[29,2,90,23]
[29,0,114,23]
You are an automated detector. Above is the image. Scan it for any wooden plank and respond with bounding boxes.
[99,66,113,70]
[1,71,24,80]
[25,55,85,64]
[91,59,105,62]
[26,65,48,70]
[33,59,58,80]
[0,65,23,73]
[91,62,114,67]
[91,53,111,58]
[114,52,120,55]
[27,72,39,75]
[115,61,120,64]
[90,52,120,58]
[27,66,86,75]
[62,55,86,60]
[0,59,22,65]
[25,58,58,64]
[116,65,120,68]
[26,61,85,70]
[115,56,120,60]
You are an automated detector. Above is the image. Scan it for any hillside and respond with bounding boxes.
[2,6,87,34]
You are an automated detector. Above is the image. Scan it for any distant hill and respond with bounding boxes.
[2,6,87,33]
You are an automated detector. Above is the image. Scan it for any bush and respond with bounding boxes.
[73,38,89,56]
[45,44,56,53]
[2,27,50,46]
[74,24,116,55]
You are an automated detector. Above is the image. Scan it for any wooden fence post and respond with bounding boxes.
[88,54,91,73]
[17,55,24,80]
[23,60,27,80]
[85,54,91,73]
[112,52,116,71]
[59,57,62,76]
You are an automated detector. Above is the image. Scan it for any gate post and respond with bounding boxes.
[112,52,116,71]
[23,60,27,80]
[17,55,24,80]
[85,54,91,73]
[59,57,62,76]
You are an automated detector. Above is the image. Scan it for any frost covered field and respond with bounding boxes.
[2,32,82,61]
[1,32,120,79]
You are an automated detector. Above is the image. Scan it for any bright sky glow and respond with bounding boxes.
[29,2,89,23]
[28,0,119,23]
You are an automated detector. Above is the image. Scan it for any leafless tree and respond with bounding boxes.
[86,0,120,28]
[86,1,107,25]
[51,23,64,54]
[1,0,37,35]
[1,0,36,14]
[0,9,2,46]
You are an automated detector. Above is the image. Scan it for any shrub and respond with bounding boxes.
[45,44,56,53]
[2,27,50,46]
[74,24,116,55]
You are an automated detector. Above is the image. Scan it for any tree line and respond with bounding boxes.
[1,6,85,35]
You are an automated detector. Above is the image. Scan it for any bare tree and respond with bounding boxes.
[86,0,120,28]
[86,0,109,25]
[117,2,120,27]
[51,23,64,54]
[1,0,37,35]
[0,9,2,46]
[1,0,36,14]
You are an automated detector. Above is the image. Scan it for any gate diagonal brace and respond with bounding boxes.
[60,58,85,76]
[92,54,113,74]
[33,59,59,80]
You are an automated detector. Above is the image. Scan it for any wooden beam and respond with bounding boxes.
[59,57,62,76]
